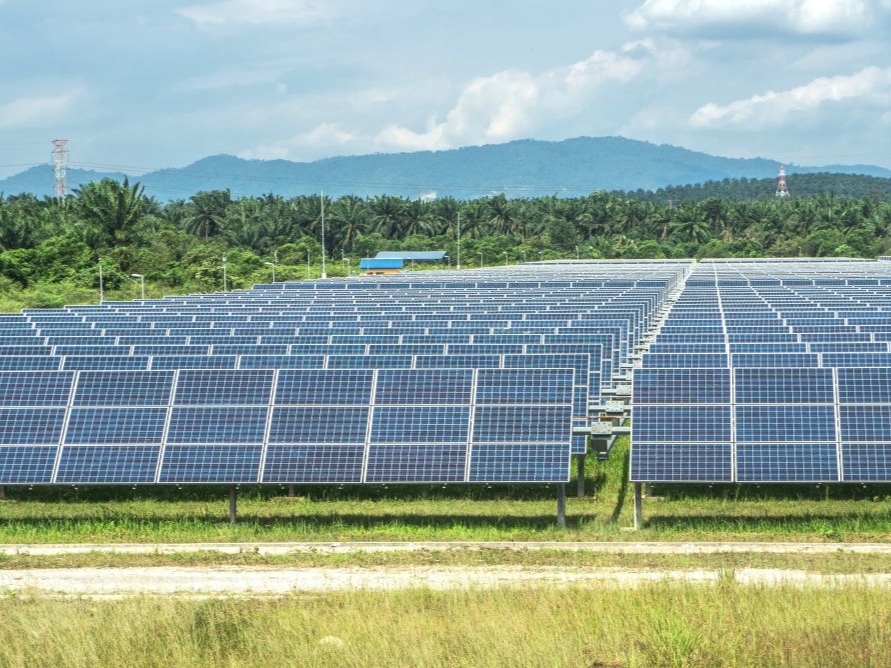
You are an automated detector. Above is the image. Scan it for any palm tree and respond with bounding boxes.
[669,204,711,245]
[74,177,146,246]
[368,195,408,237]
[328,195,368,251]
[184,189,231,240]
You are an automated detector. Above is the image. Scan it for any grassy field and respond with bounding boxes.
[2,584,890,667]
[1,439,891,545]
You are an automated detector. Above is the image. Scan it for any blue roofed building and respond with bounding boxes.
[359,257,404,275]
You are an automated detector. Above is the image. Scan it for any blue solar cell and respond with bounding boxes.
[369,344,446,356]
[0,357,61,371]
[808,342,887,353]
[167,407,268,444]
[414,354,501,369]
[736,405,836,442]
[174,370,274,405]
[0,408,66,444]
[375,369,472,405]
[159,445,261,482]
[472,405,571,443]
[823,353,891,368]
[730,353,820,367]
[74,371,174,406]
[736,443,838,482]
[0,372,73,407]
[286,344,366,355]
[837,368,891,403]
[0,446,56,483]
[236,355,324,370]
[630,443,732,482]
[150,355,237,370]
[268,406,369,444]
[55,445,160,483]
[641,353,729,368]
[370,406,469,444]
[63,356,150,371]
[734,368,834,403]
[468,443,569,482]
[65,407,167,444]
[633,368,730,404]
[842,444,891,482]
[212,344,290,356]
[839,405,891,441]
[366,444,466,482]
[475,368,574,405]
[633,405,732,442]
[326,354,413,369]
[276,369,373,405]
[262,445,364,483]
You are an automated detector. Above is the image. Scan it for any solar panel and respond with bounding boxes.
[73,371,174,406]
[0,372,73,406]
[65,407,168,444]
[174,370,274,405]
[56,445,160,483]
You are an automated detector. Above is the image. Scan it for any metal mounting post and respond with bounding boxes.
[0,485,5,500]
[287,484,296,498]
[557,483,566,529]
[577,455,586,498]
[633,482,643,530]
[229,485,237,524]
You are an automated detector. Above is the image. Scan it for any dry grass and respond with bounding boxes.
[1,585,890,667]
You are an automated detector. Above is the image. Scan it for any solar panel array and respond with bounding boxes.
[632,259,891,483]
[0,261,687,485]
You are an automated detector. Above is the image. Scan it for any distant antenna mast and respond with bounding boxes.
[51,139,69,198]
[775,164,789,198]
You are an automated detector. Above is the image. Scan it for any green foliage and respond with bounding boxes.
[4,175,891,307]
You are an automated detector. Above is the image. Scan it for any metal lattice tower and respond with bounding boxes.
[51,139,69,198]
[775,164,789,198]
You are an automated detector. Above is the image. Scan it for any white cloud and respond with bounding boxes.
[373,47,648,152]
[689,66,891,128]
[240,122,356,160]
[177,0,332,28]
[0,91,79,130]
[236,45,655,160]
[625,0,881,39]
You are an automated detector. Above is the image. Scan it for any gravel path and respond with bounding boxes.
[3,542,889,597]
[2,565,891,597]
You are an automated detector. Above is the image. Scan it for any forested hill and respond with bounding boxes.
[621,172,891,202]
[2,136,890,201]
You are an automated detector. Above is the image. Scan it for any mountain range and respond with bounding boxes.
[3,136,890,201]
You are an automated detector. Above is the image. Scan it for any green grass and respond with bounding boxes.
[1,438,891,543]
[2,585,891,667]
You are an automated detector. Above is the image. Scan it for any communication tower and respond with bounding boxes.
[51,139,69,198]
[775,164,789,198]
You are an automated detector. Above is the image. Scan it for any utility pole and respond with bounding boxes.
[98,258,104,304]
[456,213,461,270]
[222,254,227,291]
[320,191,327,279]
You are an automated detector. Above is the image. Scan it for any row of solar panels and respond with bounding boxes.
[631,261,891,483]
[0,263,693,485]
[631,367,891,482]
[0,368,574,485]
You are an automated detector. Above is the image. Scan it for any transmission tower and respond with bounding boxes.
[775,164,789,198]
[51,139,69,198]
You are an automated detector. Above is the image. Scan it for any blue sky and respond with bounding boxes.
[2,0,891,180]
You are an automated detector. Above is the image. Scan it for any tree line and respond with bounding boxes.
[1,176,890,309]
